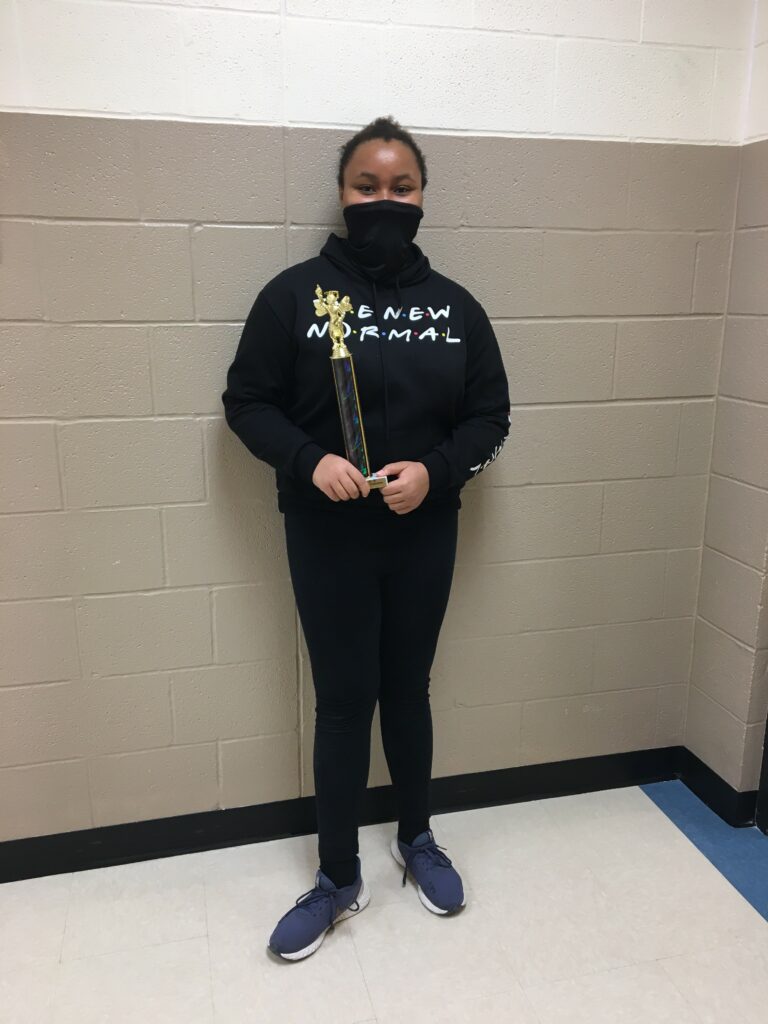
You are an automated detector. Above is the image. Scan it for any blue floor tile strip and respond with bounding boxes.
[640,780,768,923]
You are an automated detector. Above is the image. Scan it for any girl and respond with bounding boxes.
[222,115,510,961]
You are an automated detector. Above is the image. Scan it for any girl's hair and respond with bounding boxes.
[337,115,428,191]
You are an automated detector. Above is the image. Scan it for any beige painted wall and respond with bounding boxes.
[686,138,768,790]
[1,113,765,843]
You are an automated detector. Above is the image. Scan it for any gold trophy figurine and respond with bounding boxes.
[313,284,388,490]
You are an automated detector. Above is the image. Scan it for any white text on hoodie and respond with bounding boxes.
[306,303,462,343]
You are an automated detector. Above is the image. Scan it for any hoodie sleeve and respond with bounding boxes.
[221,287,328,485]
[417,298,510,492]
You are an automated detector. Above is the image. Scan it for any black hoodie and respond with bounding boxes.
[221,230,511,516]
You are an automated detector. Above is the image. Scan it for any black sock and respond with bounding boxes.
[398,823,429,846]
[320,858,357,889]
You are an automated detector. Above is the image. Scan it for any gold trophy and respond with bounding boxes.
[313,284,388,490]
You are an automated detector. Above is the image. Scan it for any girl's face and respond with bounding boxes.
[339,139,423,209]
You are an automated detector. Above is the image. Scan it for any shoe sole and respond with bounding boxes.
[268,876,371,962]
[390,836,466,915]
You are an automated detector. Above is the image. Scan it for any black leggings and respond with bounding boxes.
[283,505,459,888]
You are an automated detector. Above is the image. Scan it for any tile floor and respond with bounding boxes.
[2,784,767,1023]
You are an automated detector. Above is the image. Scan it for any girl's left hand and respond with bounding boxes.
[374,461,430,515]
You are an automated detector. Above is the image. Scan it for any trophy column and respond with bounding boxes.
[313,284,388,490]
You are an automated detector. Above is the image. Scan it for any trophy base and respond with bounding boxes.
[365,474,389,490]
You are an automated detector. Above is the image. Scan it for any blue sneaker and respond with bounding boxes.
[390,828,466,915]
[267,855,369,961]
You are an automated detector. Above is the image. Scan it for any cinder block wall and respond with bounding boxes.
[686,139,768,790]
[1,0,767,841]
[683,10,768,793]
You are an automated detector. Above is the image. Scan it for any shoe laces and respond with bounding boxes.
[293,881,360,934]
[400,832,453,887]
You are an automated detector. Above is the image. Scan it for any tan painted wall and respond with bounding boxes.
[686,139,768,790]
[1,113,764,843]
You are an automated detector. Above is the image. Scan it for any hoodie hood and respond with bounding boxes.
[320,231,432,442]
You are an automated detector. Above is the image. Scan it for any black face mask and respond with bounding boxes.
[342,198,424,278]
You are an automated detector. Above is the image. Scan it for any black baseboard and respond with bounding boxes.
[0,744,757,884]
[758,722,768,832]
[676,747,758,828]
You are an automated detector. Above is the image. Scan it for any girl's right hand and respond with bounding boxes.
[311,454,371,501]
